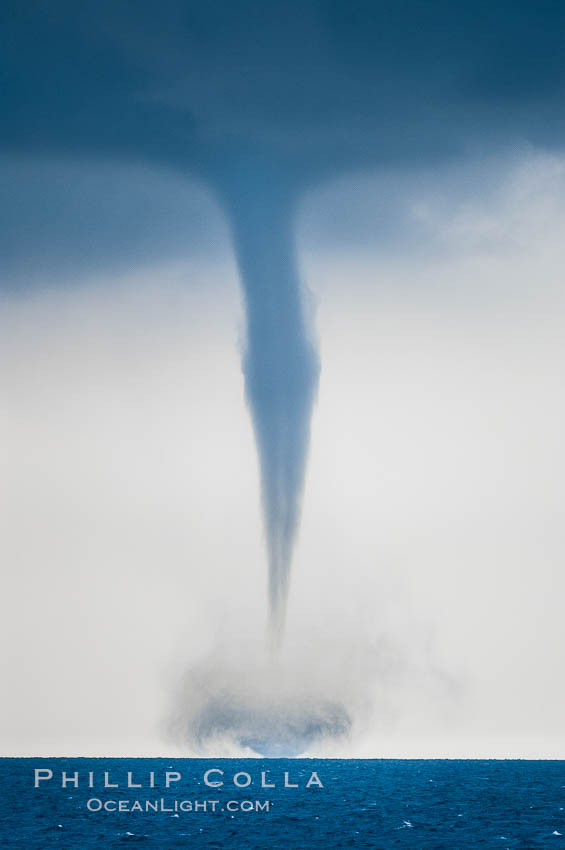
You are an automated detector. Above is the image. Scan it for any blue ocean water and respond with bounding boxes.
[0,758,564,848]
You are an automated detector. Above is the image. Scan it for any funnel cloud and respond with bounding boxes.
[223,176,319,635]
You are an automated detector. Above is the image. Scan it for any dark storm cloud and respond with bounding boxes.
[3,2,564,286]
[0,156,228,283]
[3,1,565,177]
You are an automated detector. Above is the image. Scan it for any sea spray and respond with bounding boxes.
[171,649,351,757]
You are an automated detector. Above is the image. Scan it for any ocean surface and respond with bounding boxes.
[1,758,564,848]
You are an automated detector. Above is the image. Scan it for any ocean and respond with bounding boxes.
[1,758,564,848]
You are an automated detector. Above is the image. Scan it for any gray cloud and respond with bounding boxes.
[0,156,228,285]
[4,1,565,179]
